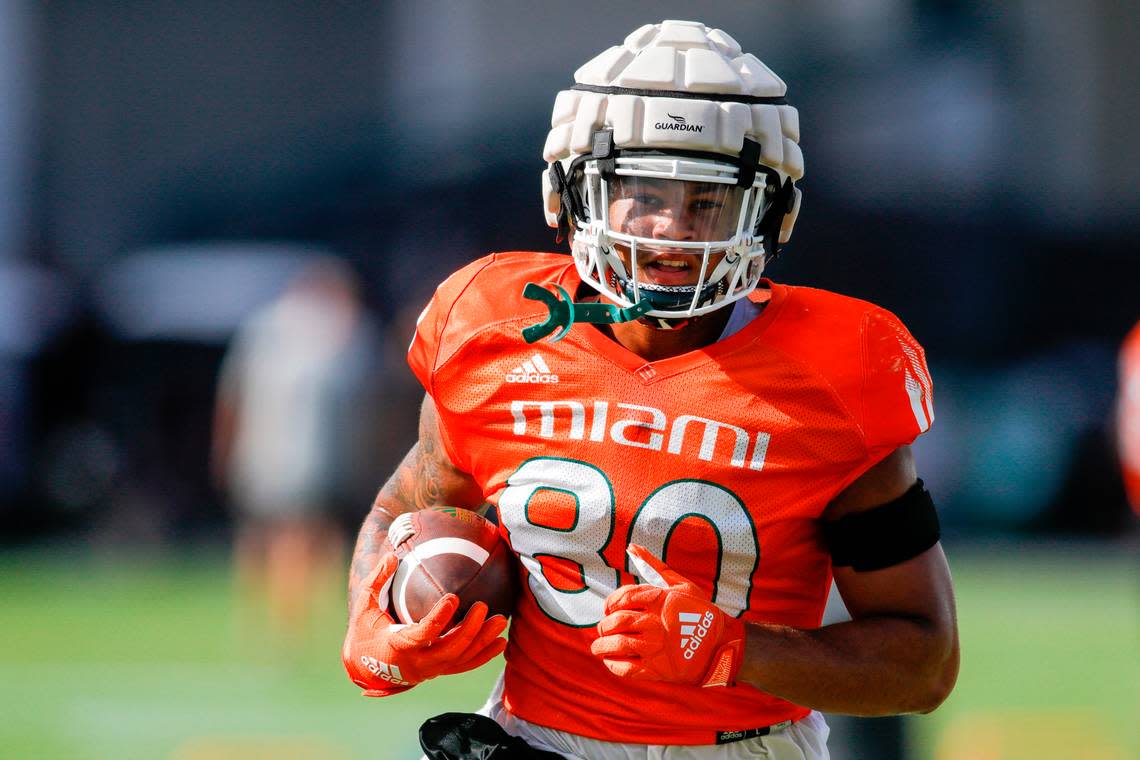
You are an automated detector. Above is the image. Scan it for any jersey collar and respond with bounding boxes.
[552,264,788,384]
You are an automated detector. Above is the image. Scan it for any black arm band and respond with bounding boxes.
[823,479,941,572]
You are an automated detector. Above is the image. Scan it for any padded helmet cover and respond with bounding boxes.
[542,20,804,245]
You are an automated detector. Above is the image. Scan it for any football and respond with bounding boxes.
[384,506,517,625]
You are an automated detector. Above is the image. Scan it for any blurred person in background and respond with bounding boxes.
[342,20,958,760]
[213,258,382,647]
[1117,321,1140,515]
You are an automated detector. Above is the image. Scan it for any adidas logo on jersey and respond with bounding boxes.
[506,354,559,384]
[678,610,715,660]
[360,655,410,686]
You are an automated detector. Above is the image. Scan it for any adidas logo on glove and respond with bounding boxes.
[360,656,411,687]
[678,611,716,660]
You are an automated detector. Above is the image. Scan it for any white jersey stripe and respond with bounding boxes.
[896,334,934,428]
[904,368,931,432]
[532,354,551,374]
[912,355,933,425]
[921,391,935,428]
[522,361,537,374]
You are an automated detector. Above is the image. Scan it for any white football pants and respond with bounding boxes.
[476,673,831,760]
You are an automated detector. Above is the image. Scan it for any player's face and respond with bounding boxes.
[607,176,745,287]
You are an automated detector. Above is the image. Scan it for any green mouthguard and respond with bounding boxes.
[521,283,654,343]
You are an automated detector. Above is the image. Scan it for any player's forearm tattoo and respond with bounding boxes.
[347,404,455,612]
[347,503,392,612]
[413,408,447,507]
[378,407,450,514]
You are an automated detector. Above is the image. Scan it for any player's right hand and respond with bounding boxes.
[341,553,509,697]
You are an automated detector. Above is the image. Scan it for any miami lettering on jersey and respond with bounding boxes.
[509,398,771,471]
[407,252,935,745]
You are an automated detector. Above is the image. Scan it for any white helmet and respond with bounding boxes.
[542,20,804,322]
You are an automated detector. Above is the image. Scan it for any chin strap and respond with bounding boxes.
[522,283,653,343]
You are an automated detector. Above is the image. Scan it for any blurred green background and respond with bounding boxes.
[2,543,1134,760]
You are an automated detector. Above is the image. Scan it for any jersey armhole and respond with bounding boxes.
[433,397,473,475]
[817,444,900,512]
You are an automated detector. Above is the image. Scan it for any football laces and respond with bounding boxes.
[387,512,417,549]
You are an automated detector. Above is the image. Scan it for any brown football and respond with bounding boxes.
[384,507,516,624]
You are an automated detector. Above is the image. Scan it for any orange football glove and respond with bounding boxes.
[342,552,508,697]
[590,544,745,688]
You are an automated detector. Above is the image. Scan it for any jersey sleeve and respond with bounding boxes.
[406,289,445,396]
[860,307,935,457]
[407,256,496,393]
[406,256,498,472]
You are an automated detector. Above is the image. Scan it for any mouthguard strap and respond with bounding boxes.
[522,283,653,343]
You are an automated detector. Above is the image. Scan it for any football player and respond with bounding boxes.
[344,20,959,759]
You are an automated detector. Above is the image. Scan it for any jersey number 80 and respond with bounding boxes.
[498,457,760,628]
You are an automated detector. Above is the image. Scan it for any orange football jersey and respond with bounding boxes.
[407,252,935,745]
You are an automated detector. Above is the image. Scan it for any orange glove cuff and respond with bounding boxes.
[700,625,745,687]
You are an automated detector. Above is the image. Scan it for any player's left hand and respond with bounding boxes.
[590,544,745,687]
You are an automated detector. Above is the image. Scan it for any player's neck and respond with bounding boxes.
[596,307,732,362]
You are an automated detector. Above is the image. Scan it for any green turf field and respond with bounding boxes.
[1,542,1135,759]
